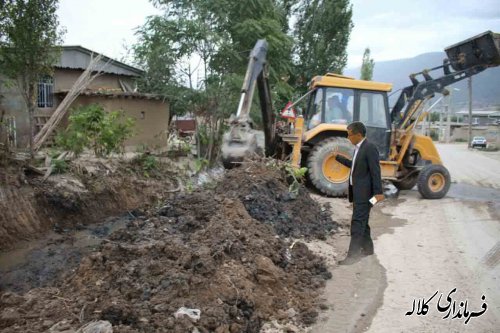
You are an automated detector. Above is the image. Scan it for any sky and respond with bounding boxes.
[57,0,500,69]
[348,0,500,68]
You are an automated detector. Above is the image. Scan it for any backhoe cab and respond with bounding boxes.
[299,74,394,196]
[222,31,500,199]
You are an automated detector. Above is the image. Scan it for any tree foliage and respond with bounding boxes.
[0,0,64,153]
[135,0,296,113]
[360,47,374,81]
[133,0,353,163]
[293,0,353,91]
[55,104,135,157]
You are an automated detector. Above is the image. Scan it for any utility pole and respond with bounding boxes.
[468,77,473,148]
[445,96,452,143]
[439,111,443,142]
[446,89,458,143]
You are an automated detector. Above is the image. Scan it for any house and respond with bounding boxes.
[172,115,197,138]
[455,110,500,126]
[0,46,169,150]
[444,110,500,146]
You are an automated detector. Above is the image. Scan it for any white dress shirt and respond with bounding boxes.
[349,138,365,185]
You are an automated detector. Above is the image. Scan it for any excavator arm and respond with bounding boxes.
[221,39,276,167]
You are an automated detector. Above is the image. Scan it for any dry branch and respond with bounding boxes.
[33,54,109,151]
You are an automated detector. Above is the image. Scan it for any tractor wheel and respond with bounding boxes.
[393,173,419,190]
[417,164,451,199]
[307,137,353,196]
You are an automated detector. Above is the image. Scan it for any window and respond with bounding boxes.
[324,87,353,124]
[37,75,54,108]
[307,89,324,129]
[359,92,387,128]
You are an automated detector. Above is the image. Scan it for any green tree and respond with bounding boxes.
[293,0,353,91]
[134,0,296,163]
[0,0,64,154]
[429,112,440,122]
[136,0,295,104]
[56,104,135,157]
[134,0,353,163]
[360,47,374,81]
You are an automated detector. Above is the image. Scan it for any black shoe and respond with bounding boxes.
[338,256,361,265]
[361,249,374,256]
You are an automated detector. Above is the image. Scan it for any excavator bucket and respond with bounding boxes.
[221,118,264,168]
[445,30,500,71]
[221,40,272,168]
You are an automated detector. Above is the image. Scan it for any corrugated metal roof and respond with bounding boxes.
[56,46,144,77]
[55,90,166,101]
[456,110,500,116]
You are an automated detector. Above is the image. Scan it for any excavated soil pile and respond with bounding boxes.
[0,163,337,332]
[217,164,337,239]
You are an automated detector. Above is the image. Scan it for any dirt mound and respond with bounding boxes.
[218,163,338,239]
[0,163,337,332]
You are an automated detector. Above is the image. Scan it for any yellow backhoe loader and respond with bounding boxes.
[222,31,500,199]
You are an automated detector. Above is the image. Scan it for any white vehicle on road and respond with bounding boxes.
[471,136,487,148]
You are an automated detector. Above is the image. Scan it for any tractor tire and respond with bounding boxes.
[307,137,353,196]
[417,164,451,199]
[393,173,419,190]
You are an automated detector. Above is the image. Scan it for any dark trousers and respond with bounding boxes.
[347,202,373,257]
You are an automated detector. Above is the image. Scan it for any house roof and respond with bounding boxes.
[455,110,500,117]
[55,89,165,101]
[56,46,144,77]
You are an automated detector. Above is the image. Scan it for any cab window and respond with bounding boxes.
[359,92,387,128]
[307,89,324,129]
[324,88,353,124]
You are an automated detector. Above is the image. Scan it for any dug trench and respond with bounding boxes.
[0,157,184,252]
[0,161,339,332]
[0,157,185,294]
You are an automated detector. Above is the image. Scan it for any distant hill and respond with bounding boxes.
[344,52,500,112]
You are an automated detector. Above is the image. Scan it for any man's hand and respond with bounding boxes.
[331,151,338,159]
[375,194,385,202]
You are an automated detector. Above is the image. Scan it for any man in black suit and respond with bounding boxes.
[333,121,385,265]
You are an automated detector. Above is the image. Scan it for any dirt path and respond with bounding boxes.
[310,201,407,332]
[370,191,499,332]
[311,143,500,332]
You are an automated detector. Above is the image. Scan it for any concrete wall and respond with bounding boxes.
[451,125,500,146]
[68,96,169,149]
[0,70,145,149]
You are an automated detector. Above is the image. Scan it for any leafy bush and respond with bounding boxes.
[56,104,135,157]
[132,153,159,178]
[141,155,158,176]
[51,159,68,174]
[194,158,209,173]
[284,165,308,198]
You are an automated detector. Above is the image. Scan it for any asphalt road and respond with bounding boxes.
[311,143,500,333]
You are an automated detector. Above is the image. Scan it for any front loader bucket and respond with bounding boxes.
[445,30,500,71]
